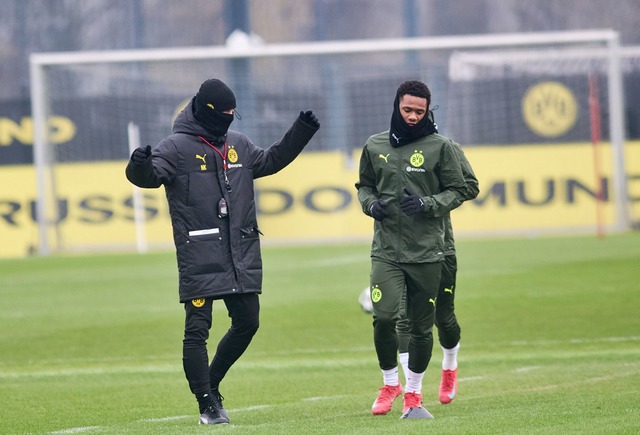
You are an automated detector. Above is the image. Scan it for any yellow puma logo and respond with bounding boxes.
[196,154,207,170]
[444,288,453,294]
[379,153,390,163]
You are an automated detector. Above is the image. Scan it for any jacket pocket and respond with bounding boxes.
[240,226,262,271]
[182,230,226,275]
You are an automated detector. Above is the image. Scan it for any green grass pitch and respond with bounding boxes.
[1,233,639,434]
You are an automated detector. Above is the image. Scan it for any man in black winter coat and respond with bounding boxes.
[125,78,320,425]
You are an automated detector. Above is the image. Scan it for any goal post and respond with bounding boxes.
[447,40,634,235]
[29,30,628,255]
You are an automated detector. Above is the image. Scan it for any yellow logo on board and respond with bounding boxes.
[521,81,578,138]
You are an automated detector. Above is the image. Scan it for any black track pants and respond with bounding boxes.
[182,293,260,398]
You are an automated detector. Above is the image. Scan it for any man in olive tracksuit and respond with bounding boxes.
[396,141,479,406]
[126,78,320,425]
[356,80,473,419]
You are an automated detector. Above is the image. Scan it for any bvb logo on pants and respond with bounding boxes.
[371,285,382,303]
[192,298,205,308]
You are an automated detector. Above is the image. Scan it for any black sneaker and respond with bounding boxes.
[198,404,229,425]
[211,388,229,421]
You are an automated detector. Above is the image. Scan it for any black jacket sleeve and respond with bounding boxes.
[125,139,178,188]
[125,153,161,188]
[250,114,319,179]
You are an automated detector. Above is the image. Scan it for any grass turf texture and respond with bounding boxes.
[1,233,639,434]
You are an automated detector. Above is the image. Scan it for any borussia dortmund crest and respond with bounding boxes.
[371,285,382,303]
[410,150,424,167]
[228,147,238,163]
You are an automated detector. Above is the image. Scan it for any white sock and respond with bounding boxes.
[405,368,424,394]
[442,342,461,370]
[382,367,399,386]
[398,352,409,385]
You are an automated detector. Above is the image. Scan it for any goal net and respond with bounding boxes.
[29,30,629,255]
[446,44,638,236]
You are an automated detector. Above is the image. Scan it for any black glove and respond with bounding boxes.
[400,188,425,216]
[369,200,389,221]
[131,145,151,166]
[299,110,320,129]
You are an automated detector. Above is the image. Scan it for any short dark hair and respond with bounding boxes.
[397,80,431,106]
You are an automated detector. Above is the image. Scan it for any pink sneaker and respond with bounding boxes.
[439,369,458,404]
[371,384,402,415]
[402,391,423,414]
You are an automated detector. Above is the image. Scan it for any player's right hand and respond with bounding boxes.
[131,145,151,166]
[370,200,389,221]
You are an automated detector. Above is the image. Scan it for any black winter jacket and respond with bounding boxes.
[126,101,319,302]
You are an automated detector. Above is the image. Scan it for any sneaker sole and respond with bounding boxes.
[199,416,229,425]
[372,401,399,416]
[371,388,402,415]
[218,408,229,420]
[199,420,229,425]
[439,395,455,404]
[439,385,457,404]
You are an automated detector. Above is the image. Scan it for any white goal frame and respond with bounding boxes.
[29,29,626,255]
[448,43,639,235]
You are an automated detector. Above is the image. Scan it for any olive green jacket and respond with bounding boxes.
[444,144,479,255]
[356,131,472,263]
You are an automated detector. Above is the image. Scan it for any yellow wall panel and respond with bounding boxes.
[1,142,639,258]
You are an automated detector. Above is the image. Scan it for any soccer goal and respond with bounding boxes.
[446,43,640,237]
[29,30,629,255]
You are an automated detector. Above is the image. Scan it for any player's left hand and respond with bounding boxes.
[299,110,320,129]
[400,188,425,215]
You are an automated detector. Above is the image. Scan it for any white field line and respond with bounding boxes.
[250,346,372,357]
[515,366,542,373]
[226,404,273,412]
[50,427,102,434]
[50,405,276,433]
[513,368,640,394]
[10,336,640,380]
[462,367,640,403]
[459,375,485,381]
[0,363,177,379]
[303,394,356,401]
[509,336,640,346]
[139,415,191,422]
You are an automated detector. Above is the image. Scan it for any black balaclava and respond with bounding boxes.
[388,91,437,147]
[192,78,236,145]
